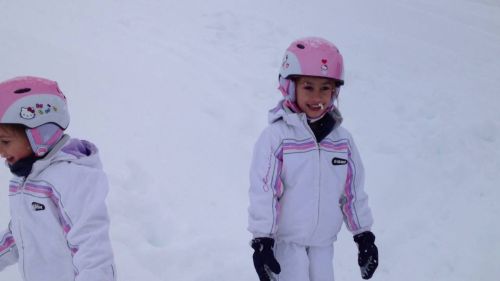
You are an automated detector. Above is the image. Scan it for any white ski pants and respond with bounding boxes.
[274,241,334,281]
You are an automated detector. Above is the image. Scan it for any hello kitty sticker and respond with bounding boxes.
[282,54,290,70]
[19,104,58,120]
[20,107,35,119]
[321,58,328,74]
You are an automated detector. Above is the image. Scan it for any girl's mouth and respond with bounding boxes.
[309,103,324,110]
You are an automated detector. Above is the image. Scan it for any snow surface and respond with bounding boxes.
[1,0,499,280]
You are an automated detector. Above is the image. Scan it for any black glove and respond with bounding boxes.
[251,237,281,281]
[353,231,378,279]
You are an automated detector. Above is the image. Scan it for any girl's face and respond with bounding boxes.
[295,76,336,119]
[0,125,33,165]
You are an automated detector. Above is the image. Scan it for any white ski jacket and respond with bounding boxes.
[248,101,373,246]
[0,135,116,281]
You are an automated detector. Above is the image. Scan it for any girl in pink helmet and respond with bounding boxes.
[248,37,378,281]
[0,76,116,281]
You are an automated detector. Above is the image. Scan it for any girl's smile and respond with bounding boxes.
[295,76,336,119]
[0,126,33,165]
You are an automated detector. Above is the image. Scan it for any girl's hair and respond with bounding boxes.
[0,124,27,136]
[292,75,338,86]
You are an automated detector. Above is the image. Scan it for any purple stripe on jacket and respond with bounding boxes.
[0,233,15,254]
[342,149,360,231]
[283,140,316,153]
[320,139,349,151]
[24,183,73,234]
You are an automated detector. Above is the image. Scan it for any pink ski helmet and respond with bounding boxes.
[278,37,344,110]
[0,76,70,156]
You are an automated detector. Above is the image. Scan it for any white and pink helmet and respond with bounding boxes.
[0,76,70,156]
[278,37,344,111]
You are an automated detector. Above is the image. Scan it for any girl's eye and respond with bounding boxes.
[0,140,9,145]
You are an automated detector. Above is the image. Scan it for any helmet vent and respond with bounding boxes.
[296,43,305,49]
[14,88,31,94]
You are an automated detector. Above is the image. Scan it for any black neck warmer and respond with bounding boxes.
[9,155,40,177]
[307,113,336,143]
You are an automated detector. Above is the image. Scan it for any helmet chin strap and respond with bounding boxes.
[326,88,340,109]
[25,124,64,157]
[333,91,340,109]
[279,77,302,113]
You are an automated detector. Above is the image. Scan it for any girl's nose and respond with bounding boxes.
[310,93,322,102]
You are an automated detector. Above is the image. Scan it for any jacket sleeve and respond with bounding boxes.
[340,134,374,235]
[59,167,116,281]
[248,127,284,238]
[0,222,18,271]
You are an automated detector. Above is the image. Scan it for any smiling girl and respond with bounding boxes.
[0,125,33,166]
[248,37,378,281]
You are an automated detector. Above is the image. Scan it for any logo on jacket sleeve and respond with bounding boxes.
[32,202,45,211]
[332,157,348,165]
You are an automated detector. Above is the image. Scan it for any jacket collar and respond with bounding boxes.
[268,99,343,130]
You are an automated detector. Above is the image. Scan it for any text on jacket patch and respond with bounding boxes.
[332,157,348,165]
[32,202,46,211]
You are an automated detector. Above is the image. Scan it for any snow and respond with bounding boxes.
[1,0,499,280]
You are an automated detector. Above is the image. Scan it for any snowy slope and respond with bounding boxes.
[1,0,499,280]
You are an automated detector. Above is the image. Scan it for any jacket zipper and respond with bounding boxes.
[302,116,322,240]
[18,176,28,281]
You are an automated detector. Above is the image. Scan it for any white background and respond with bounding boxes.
[1,0,499,280]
